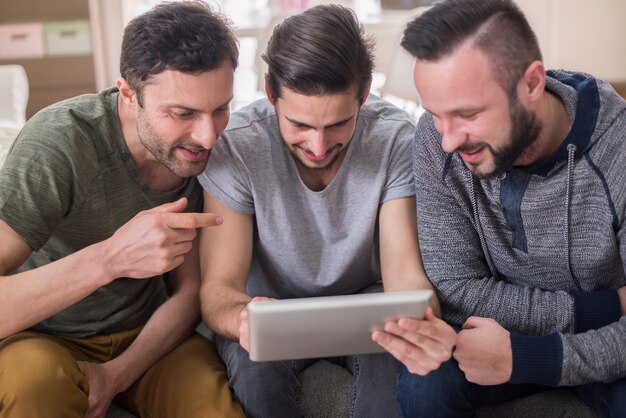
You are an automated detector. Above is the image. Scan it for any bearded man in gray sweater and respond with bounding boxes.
[376,0,626,416]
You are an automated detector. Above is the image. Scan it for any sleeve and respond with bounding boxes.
[381,119,415,203]
[0,125,76,251]
[197,131,255,215]
[507,316,626,386]
[414,115,577,336]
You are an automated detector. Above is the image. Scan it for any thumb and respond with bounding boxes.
[76,360,88,375]
[147,197,188,214]
[424,306,435,321]
[462,316,484,330]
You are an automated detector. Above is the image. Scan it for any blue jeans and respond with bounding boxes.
[396,358,626,418]
[216,336,402,418]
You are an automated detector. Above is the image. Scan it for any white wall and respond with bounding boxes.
[516,0,626,82]
[88,0,626,92]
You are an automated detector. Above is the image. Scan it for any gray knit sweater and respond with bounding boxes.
[414,70,626,386]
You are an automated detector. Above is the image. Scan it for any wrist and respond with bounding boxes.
[618,287,626,316]
[509,332,562,386]
[103,359,133,393]
[87,240,118,286]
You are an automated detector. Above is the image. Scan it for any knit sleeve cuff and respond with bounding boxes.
[509,332,562,386]
[571,290,621,333]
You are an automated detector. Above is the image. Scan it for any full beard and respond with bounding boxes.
[471,99,543,179]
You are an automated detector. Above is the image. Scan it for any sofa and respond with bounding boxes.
[105,353,598,417]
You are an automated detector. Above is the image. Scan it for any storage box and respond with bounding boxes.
[44,20,92,56]
[0,23,46,59]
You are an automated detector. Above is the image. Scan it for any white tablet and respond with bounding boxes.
[248,290,432,362]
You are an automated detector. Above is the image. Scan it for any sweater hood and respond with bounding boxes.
[524,69,626,176]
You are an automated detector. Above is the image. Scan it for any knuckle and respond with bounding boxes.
[439,350,452,362]
[183,216,195,229]
[402,343,413,356]
[409,364,427,376]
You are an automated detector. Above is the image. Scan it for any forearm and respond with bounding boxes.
[384,277,441,317]
[102,287,200,392]
[0,241,112,338]
[201,282,250,341]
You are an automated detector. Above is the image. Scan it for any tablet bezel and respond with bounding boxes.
[248,289,433,361]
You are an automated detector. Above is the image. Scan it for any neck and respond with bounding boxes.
[533,91,572,162]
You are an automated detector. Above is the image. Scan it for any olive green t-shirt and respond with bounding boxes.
[0,87,202,337]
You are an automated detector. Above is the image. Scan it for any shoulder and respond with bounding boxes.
[225,98,277,133]
[10,89,119,165]
[359,95,416,131]
[414,111,451,170]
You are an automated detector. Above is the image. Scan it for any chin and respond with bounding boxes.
[169,161,209,178]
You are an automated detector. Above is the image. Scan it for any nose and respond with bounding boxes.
[191,115,218,149]
[305,129,328,156]
[439,118,467,154]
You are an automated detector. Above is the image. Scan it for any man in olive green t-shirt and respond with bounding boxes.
[0,2,243,417]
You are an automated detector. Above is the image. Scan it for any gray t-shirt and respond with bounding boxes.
[198,96,415,298]
[0,87,202,337]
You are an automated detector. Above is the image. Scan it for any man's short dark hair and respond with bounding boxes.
[401,0,541,96]
[120,0,239,107]
[262,4,375,100]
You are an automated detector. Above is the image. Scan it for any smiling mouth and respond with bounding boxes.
[302,150,332,162]
[297,144,341,162]
[458,147,485,163]
[178,146,209,161]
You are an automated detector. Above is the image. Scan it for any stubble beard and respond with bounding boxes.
[136,114,208,178]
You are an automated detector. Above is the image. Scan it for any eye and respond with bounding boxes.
[171,110,194,119]
[328,121,348,130]
[290,121,307,129]
[214,106,229,115]
[459,112,479,121]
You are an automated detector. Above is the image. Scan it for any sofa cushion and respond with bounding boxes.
[105,361,599,417]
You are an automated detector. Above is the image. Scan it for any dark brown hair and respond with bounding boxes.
[120,0,239,106]
[263,4,375,100]
[402,0,541,96]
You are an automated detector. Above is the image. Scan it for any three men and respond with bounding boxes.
[396,0,626,416]
[198,5,454,417]
[0,2,243,416]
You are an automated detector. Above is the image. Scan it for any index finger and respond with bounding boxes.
[397,316,457,344]
[163,212,223,229]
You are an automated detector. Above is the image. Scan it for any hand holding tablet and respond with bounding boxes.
[247,290,433,361]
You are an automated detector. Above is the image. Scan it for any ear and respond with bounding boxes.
[116,77,138,108]
[518,60,546,105]
[264,74,276,106]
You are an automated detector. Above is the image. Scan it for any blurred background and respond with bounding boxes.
[1,0,625,123]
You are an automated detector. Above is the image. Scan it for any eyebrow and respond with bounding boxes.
[424,106,484,118]
[161,96,234,113]
[284,114,356,129]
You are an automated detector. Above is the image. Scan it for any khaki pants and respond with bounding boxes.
[0,328,244,418]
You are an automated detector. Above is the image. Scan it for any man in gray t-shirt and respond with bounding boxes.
[198,5,456,418]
